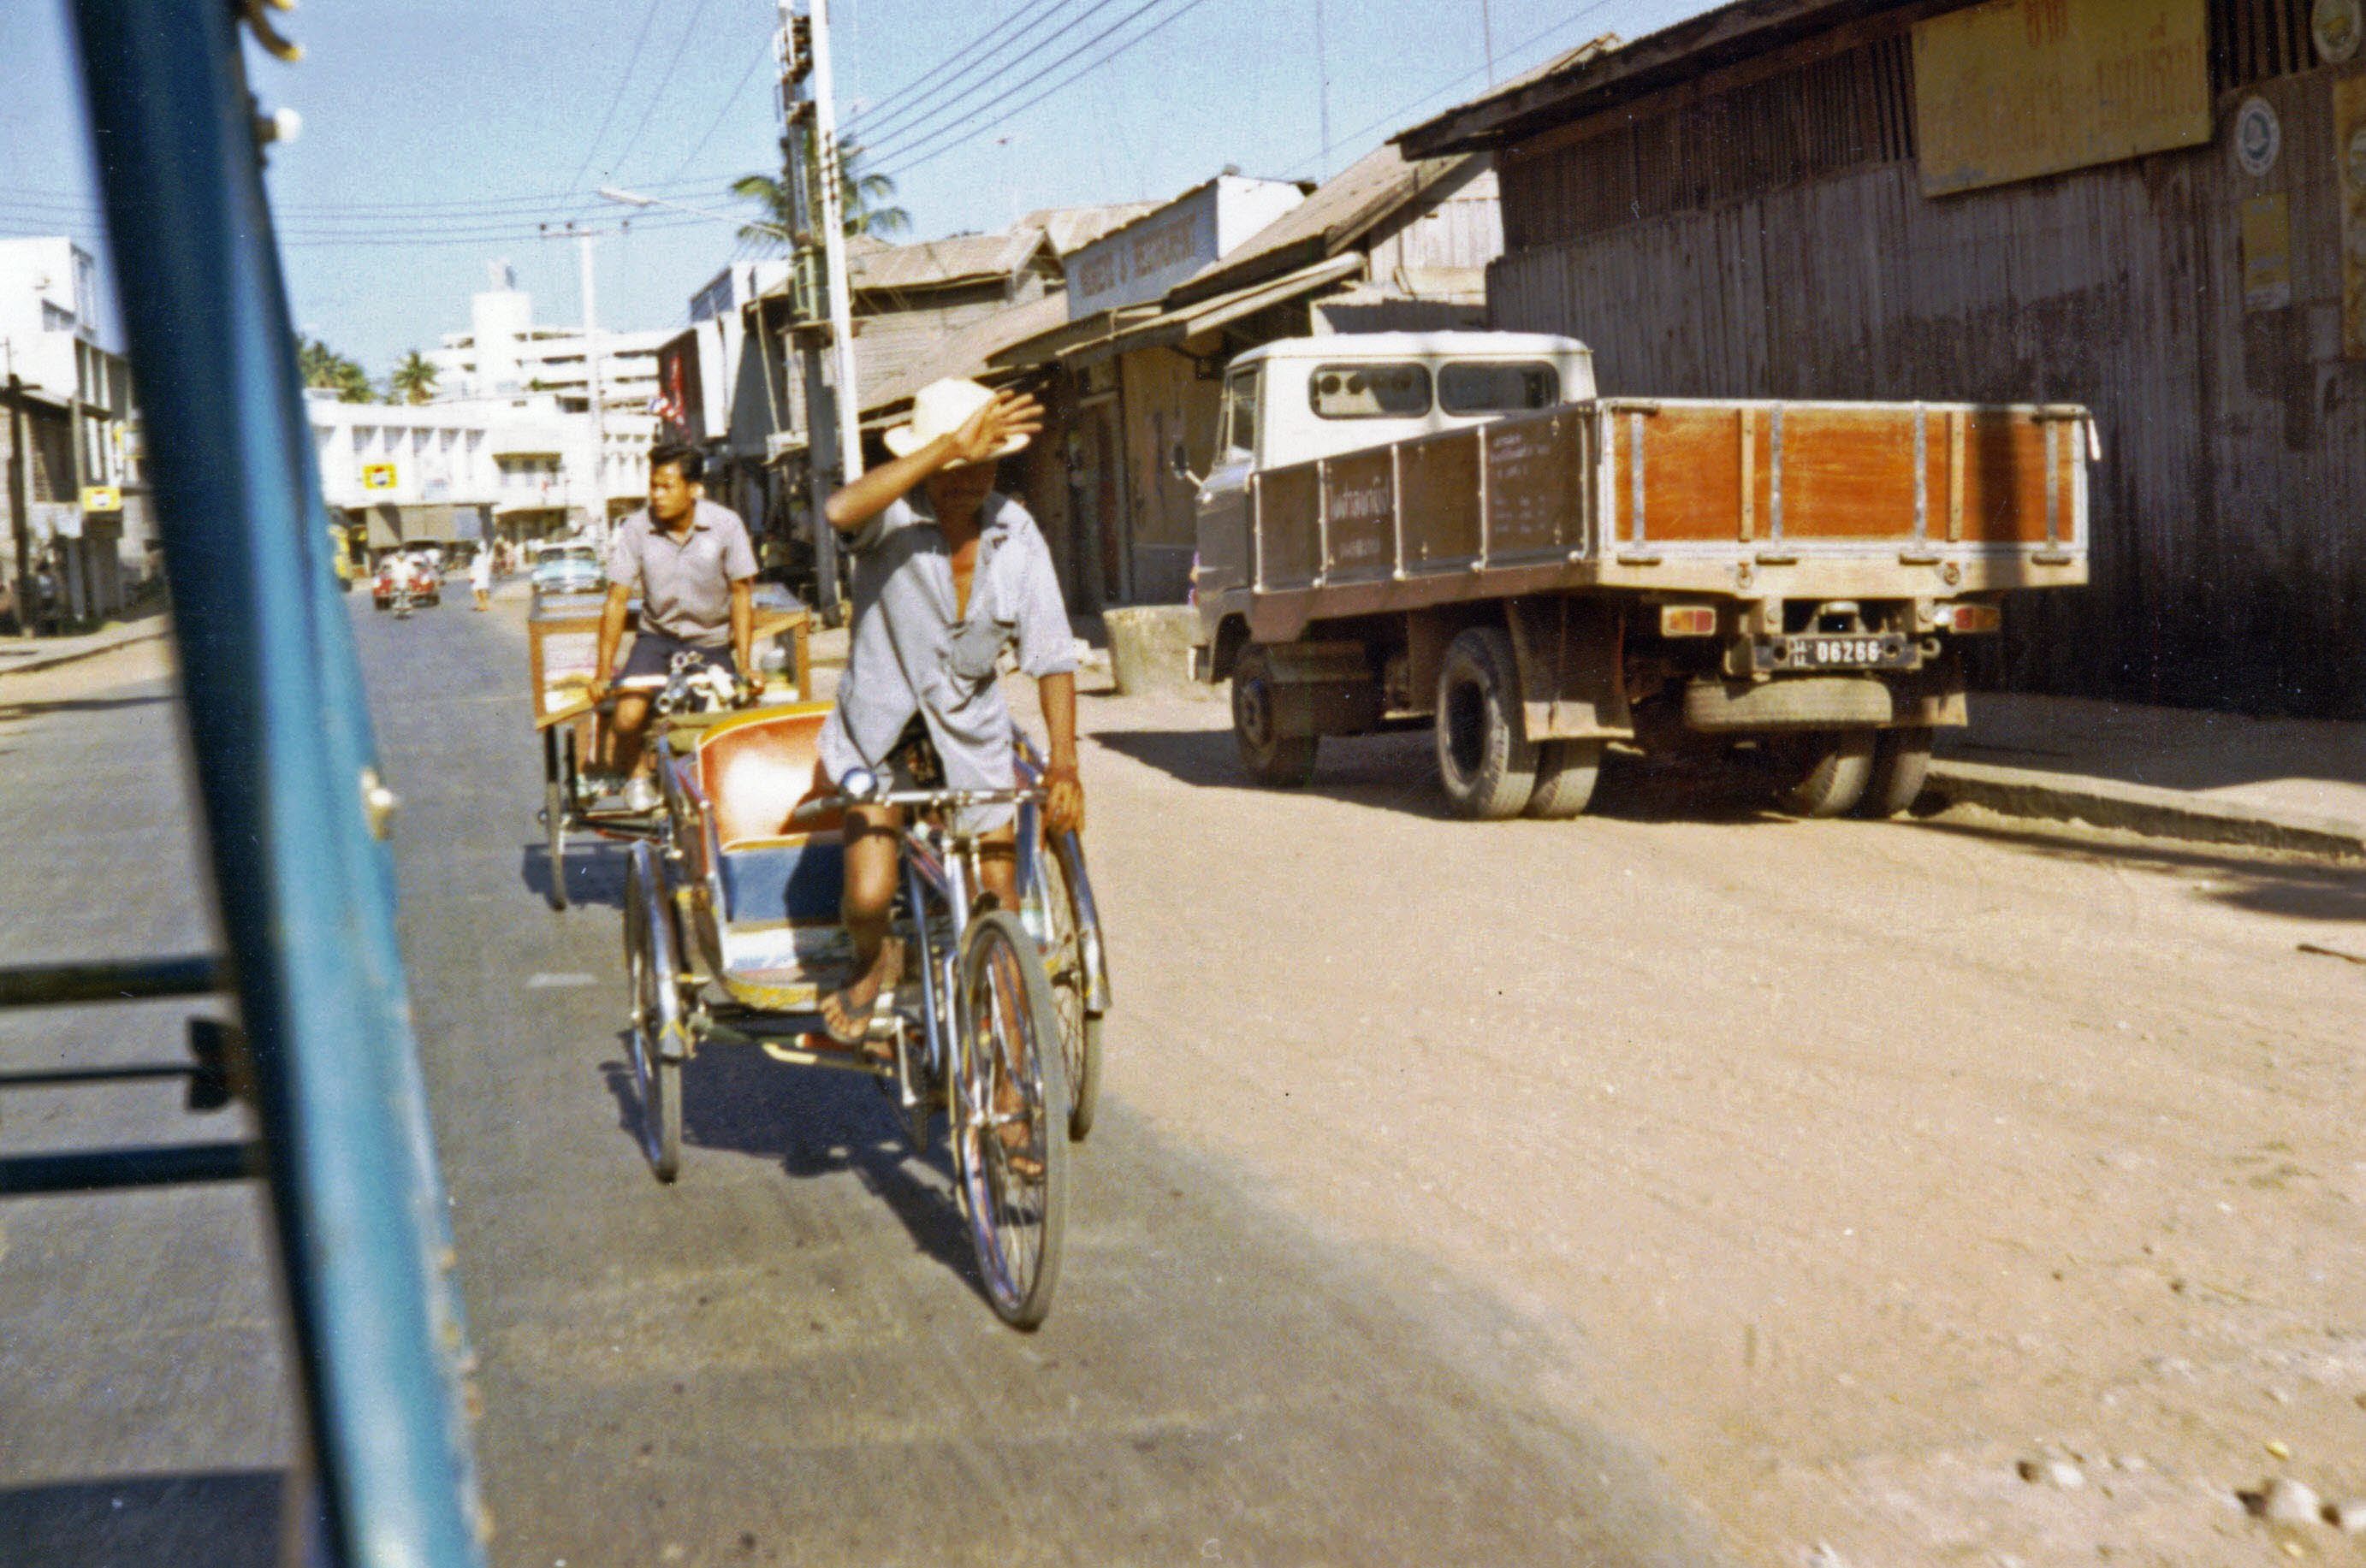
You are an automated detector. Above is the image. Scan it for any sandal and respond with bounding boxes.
[818,938,903,1047]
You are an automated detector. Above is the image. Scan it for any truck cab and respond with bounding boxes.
[1193,333,1596,605]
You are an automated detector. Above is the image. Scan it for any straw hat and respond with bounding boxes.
[883,377,1029,464]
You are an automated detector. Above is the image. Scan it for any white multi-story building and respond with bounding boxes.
[0,236,147,624]
[308,388,653,553]
[427,262,668,415]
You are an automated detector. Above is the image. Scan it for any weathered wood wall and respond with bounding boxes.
[1488,38,2366,716]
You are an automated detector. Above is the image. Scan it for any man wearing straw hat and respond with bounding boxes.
[813,377,1081,1045]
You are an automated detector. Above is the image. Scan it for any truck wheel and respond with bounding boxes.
[1525,739,1603,819]
[1770,731,1876,818]
[1857,727,1935,819]
[1434,627,1537,820]
[1231,646,1318,787]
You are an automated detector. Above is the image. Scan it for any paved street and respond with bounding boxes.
[3,598,2363,1567]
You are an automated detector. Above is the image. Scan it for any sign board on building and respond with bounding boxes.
[361,462,400,491]
[1913,0,2211,197]
[655,330,705,444]
[1065,176,1307,321]
[2233,97,2281,177]
[79,484,122,512]
[2316,0,2363,62]
[2240,194,2292,311]
[2337,72,2366,358]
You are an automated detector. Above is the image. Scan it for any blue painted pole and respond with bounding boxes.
[62,3,487,1565]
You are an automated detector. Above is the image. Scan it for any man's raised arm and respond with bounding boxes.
[821,391,1043,535]
[590,582,632,703]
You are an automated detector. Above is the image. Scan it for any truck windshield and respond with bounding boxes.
[1438,362,1560,415]
[1223,370,1259,456]
[1310,364,1432,419]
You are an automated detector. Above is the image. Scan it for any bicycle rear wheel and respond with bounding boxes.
[623,844,684,1182]
[953,910,1068,1329]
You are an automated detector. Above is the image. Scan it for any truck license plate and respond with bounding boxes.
[1788,635,1906,670]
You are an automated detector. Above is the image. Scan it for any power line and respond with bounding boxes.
[669,40,774,179]
[560,0,669,199]
[598,0,721,192]
[0,172,748,221]
[846,0,1078,141]
[861,0,1152,157]
[872,0,1224,174]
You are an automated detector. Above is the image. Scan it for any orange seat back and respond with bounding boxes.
[694,704,839,849]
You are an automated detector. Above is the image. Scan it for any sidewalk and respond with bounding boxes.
[0,606,172,680]
[1931,692,2366,860]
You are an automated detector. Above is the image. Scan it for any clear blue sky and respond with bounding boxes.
[7,0,1718,381]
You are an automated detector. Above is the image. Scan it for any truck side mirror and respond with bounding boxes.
[1170,441,1204,489]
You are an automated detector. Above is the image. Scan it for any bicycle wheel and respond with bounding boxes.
[1029,837,1101,1141]
[953,910,1068,1329]
[622,844,684,1182]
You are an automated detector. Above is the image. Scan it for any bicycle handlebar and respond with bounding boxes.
[788,778,1047,827]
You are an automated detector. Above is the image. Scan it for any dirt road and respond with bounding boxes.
[1076,687,2366,1566]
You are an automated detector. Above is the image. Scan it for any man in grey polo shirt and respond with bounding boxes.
[590,441,762,808]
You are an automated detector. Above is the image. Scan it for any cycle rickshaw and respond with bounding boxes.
[615,691,1111,1329]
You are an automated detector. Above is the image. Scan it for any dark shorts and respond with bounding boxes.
[620,630,736,683]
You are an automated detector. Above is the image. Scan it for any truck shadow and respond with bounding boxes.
[596,1038,985,1305]
[1091,724,1789,826]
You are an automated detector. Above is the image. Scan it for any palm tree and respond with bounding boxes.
[732,139,910,250]
[298,336,376,404]
[389,349,439,405]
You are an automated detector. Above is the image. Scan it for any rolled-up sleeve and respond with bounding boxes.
[1012,527,1076,678]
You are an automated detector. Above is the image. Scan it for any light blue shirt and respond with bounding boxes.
[818,492,1076,820]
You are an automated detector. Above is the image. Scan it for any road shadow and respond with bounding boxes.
[596,1038,985,1305]
[1910,815,2366,925]
[517,840,630,910]
[1093,724,1789,826]
[0,1470,282,1567]
[1937,693,2366,802]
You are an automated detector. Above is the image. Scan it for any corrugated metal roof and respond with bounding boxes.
[861,289,1076,418]
[848,227,1052,294]
[1018,203,1163,257]
[1164,143,1485,308]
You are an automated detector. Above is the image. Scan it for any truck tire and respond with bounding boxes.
[1525,739,1603,819]
[1857,726,1935,819]
[1231,645,1318,787]
[1434,627,1537,820]
[1770,731,1876,818]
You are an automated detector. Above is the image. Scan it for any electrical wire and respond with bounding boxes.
[669,39,775,179]
[870,0,1223,174]
[857,0,1152,157]
[845,0,1078,142]
[560,0,669,198]
[597,0,721,193]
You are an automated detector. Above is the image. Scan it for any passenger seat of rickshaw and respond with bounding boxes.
[691,704,845,950]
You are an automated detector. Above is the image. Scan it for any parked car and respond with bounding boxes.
[529,541,604,599]
[371,553,440,611]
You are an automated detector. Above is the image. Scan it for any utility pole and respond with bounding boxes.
[3,340,30,636]
[779,0,859,617]
[541,220,625,548]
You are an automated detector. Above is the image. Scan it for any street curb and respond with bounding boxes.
[1924,759,2366,861]
[0,624,171,682]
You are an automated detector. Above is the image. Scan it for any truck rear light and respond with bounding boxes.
[1659,605,1717,637]
[1942,603,2001,634]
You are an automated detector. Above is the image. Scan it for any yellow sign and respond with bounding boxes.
[2240,194,2292,312]
[2338,72,2366,359]
[79,484,122,512]
[360,462,400,491]
[1914,0,2212,196]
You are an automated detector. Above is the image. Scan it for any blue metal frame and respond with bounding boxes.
[62,2,486,1563]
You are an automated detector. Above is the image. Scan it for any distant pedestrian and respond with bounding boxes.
[471,547,492,611]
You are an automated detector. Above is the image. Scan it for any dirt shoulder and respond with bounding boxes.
[1067,687,2366,1567]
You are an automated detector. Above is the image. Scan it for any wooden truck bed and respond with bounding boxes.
[1231,397,2092,643]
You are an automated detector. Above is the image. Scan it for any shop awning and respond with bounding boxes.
[1083,252,1366,364]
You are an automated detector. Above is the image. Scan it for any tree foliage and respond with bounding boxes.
[732,139,909,250]
[299,337,378,403]
[388,349,439,405]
